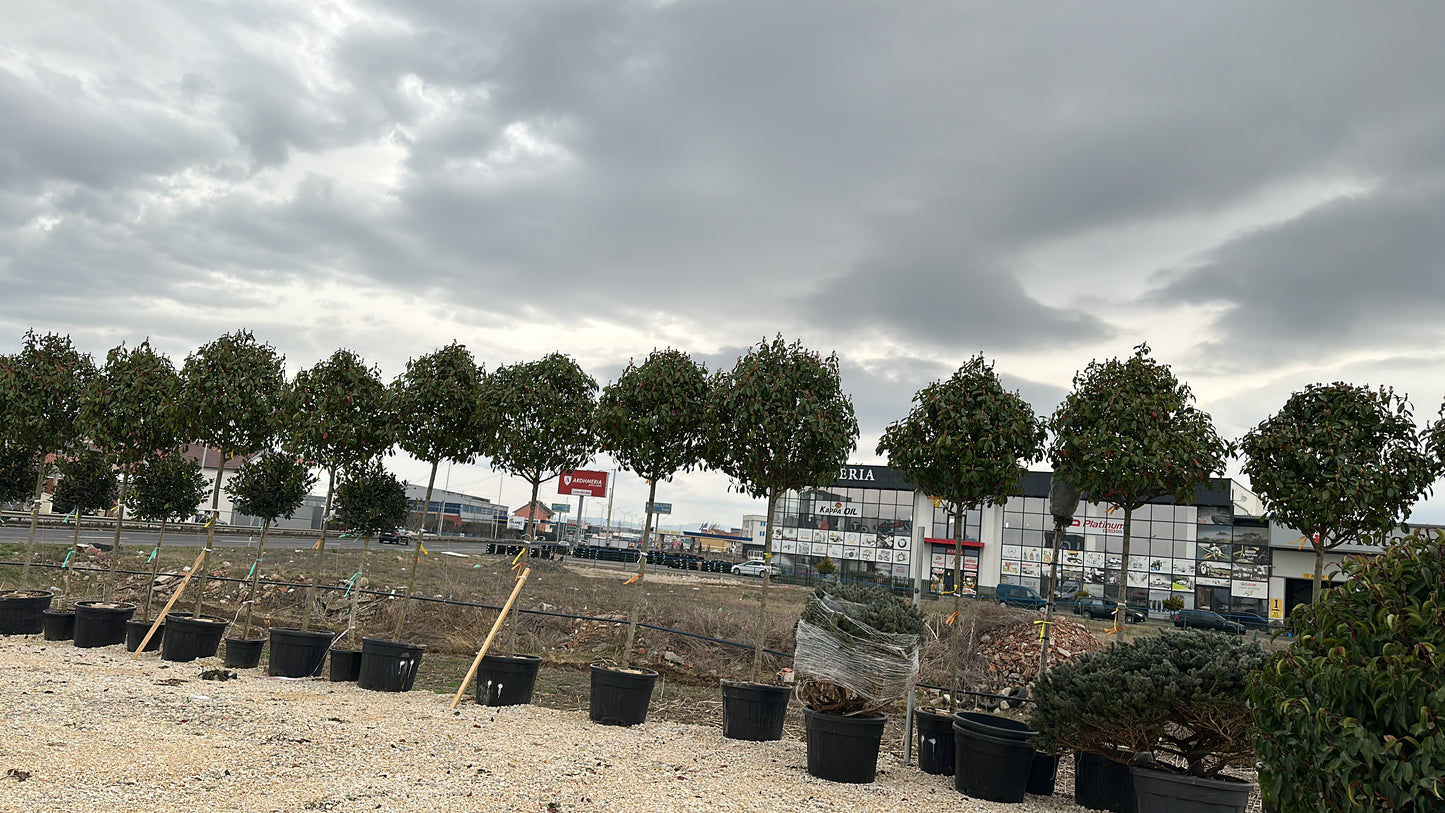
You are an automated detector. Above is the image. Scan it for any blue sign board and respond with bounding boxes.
[550,503,571,512]
[646,502,672,515]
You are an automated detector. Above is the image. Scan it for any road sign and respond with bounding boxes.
[557,469,609,496]
[646,502,672,515]
[551,503,571,512]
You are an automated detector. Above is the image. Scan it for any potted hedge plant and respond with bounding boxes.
[1031,630,1267,813]
[793,582,924,784]
[1249,528,1445,812]
[334,460,415,692]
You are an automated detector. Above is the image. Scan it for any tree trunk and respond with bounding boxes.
[949,504,964,712]
[301,466,336,632]
[620,479,658,669]
[190,457,229,619]
[509,476,542,656]
[1312,539,1326,603]
[393,459,439,639]
[240,519,272,639]
[143,519,167,620]
[17,460,48,585]
[348,533,373,639]
[63,511,81,610]
[750,488,779,683]
[1039,518,1068,676]
[103,471,129,601]
[1115,505,1134,629]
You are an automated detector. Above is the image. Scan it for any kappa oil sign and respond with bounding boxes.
[557,469,609,496]
[817,501,862,517]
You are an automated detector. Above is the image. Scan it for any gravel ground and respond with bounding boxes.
[2,636,1110,813]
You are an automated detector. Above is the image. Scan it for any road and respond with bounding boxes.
[0,525,491,555]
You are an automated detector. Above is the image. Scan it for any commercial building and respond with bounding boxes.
[407,485,508,535]
[767,464,1277,620]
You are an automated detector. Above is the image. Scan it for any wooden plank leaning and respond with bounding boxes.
[131,547,209,659]
[449,567,532,709]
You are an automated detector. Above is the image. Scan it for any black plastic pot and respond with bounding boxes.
[588,663,658,726]
[477,654,542,706]
[329,648,362,682]
[804,708,887,784]
[0,590,53,635]
[953,710,1037,741]
[73,601,136,648]
[42,609,75,641]
[267,628,335,678]
[223,637,265,668]
[1076,751,1138,813]
[914,708,956,775]
[953,717,1036,803]
[161,613,228,662]
[1029,751,1059,796]
[1130,766,1252,813]
[358,637,426,692]
[720,680,791,741]
[125,618,163,652]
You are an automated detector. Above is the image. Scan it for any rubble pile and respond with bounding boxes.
[974,614,1103,689]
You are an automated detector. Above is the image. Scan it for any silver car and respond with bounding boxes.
[731,560,779,577]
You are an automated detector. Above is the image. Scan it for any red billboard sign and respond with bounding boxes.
[557,469,609,496]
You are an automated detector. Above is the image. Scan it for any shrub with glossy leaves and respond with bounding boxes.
[1031,631,1266,778]
[1249,529,1445,811]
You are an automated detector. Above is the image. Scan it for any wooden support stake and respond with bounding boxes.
[131,548,208,659]
[450,567,531,709]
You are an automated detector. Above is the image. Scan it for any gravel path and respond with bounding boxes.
[0,636,1103,813]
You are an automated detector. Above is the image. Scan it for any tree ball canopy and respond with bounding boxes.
[597,347,710,483]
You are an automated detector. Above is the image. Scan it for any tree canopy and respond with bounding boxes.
[51,449,118,517]
[126,452,210,523]
[334,459,409,539]
[78,339,183,465]
[597,348,710,485]
[1239,382,1438,599]
[287,348,396,471]
[225,451,318,524]
[705,335,859,499]
[179,330,286,459]
[392,342,486,466]
[877,355,1045,513]
[0,330,94,457]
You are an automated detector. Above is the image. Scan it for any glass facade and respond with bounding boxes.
[770,466,916,581]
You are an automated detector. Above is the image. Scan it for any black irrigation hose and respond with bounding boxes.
[0,559,795,659]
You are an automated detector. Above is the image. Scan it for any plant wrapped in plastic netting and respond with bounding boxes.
[793,583,925,715]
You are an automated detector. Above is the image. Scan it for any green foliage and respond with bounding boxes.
[1249,530,1445,811]
[0,445,39,504]
[334,459,408,538]
[180,330,286,458]
[1049,344,1230,512]
[705,335,859,499]
[877,354,1045,513]
[52,449,118,515]
[806,581,927,637]
[1031,631,1267,778]
[78,340,183,465]
[126,452,210,523]
[597,348,710,483]
[392,342,486,466]
[0,330,94,457]
[287,348,396,470]
[1240,383,1437,598]
[814,555,836,577]
[1162,594,1185,612]
[225,451,318,523]
[482,353,599,485]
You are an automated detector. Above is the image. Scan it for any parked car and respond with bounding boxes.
[995,583,1048,610]
[1223,612,1273,632]
[1073,596,1147,624]
[378,528,412,545]
[730,560,779,577]
[1171,609,1246,635]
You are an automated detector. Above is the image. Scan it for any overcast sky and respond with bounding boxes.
[5,2,1445,532]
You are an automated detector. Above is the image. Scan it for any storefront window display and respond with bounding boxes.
[772,466,916,580]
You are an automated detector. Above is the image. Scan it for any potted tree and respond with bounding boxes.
[590,349,710,725]
[1250,529,1445,811]
[876,355,1046,775]
[123,451,209,651]
[387,342,486,642]
[0,331,92,634]
[1031,631,1267,813]
[706,335,859,741]
[1049,344,1231,629]
[50,449,120,645]
[793,582,925,784]
[171,330,286,661]
[479,353,598,657]
[221,451,317,668]
[329,460,416,691]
